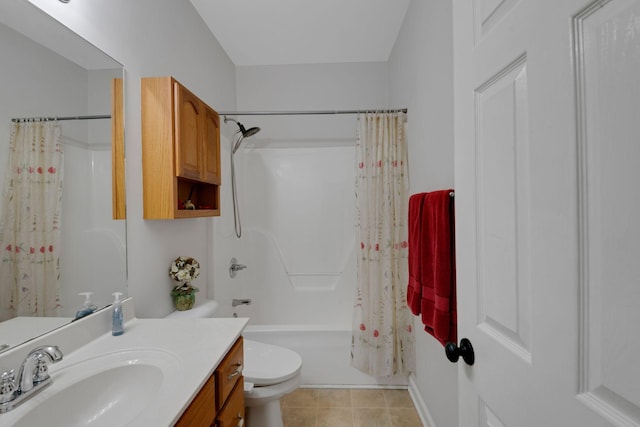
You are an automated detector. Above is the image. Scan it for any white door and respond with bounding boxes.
[453,0,640,425]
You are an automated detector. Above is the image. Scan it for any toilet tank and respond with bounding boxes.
[165,299,219,319]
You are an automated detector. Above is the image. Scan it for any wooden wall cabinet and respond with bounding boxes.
[142,76,221,219]
[174,337,245,427]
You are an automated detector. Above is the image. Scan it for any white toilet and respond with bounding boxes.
[165,299,302,427]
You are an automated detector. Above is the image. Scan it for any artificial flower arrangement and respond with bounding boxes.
[169,256,200,306]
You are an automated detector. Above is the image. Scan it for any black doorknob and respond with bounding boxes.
[445,338,475,366]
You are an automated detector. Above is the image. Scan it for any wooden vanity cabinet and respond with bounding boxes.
[173,337,245,427]
[142,76,221,219]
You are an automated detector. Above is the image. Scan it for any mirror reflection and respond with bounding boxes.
[0,0,126,350]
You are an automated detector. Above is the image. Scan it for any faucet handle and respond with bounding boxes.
[0,370,16,404]
[33,356,51,384]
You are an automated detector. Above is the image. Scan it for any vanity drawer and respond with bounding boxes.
[216,377,245,427]
[174,373,216,427]
[215,337,243,411]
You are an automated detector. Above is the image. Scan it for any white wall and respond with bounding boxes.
[27,0,238,318]
[389,1,458,426]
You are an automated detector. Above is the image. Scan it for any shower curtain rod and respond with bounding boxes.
[11,114,111,123]
[218,108,408,116]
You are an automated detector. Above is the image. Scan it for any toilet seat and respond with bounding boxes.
[244,374,301,407]
[243,339,302,386]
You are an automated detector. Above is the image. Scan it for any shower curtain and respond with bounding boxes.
[351,112,415,376]
[0,121,64,320]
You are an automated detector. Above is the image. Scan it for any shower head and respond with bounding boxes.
[224,116,260,138]
[237,122,261,138]
[225,116,260,155]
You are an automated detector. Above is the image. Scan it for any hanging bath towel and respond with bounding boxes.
[407,189,457,346]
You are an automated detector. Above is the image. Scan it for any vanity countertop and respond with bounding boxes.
[71,317,249,426]
[0,300,248,427]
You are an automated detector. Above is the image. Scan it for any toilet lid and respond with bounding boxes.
[242,339,302,386]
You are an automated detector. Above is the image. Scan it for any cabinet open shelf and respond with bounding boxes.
[175,179,220,218]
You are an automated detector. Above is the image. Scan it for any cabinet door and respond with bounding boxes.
[215,337,244,411]
[202,106,220,185]
[174,374,216,427]
[174,83,203,181]
[216,377,245,427]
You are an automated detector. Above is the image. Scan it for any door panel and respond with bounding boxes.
[576,0,640,424]
[454,0,640,425]
[475,55,532,361]
[475,0,521,42]
[175,83,202,180]
[202,106,220,184]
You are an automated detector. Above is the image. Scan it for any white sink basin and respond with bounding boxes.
[5,349,181,427]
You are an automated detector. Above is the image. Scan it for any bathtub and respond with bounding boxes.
[241,325,408,387]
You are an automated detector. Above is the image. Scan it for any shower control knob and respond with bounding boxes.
[229,257,247,278]
[445,338,475,366]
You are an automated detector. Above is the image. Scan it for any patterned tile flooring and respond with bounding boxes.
[280,388,423,427]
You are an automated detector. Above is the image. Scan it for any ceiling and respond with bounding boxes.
[190,0,411,67]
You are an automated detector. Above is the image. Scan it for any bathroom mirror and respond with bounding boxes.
[0,0,127,350]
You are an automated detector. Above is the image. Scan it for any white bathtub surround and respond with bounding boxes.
[214,64,411,389]
[351,112,415,377]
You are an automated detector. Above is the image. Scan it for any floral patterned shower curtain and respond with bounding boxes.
[351,112,415,376]
[0,121,64,321]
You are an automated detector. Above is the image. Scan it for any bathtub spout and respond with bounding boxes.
[232,298,252,307]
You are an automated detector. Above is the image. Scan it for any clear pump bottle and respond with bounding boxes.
[111,292,124,336]
[74,292,97,320]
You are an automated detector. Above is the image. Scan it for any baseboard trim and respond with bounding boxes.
[299,384,407,390]
[408,375,437,427]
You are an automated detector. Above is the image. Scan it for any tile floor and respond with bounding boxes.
[280,388,423,427]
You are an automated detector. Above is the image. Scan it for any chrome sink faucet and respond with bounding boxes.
[0,345,63,413]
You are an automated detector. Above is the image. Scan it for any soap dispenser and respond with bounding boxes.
[74,292,97,320]
[111,292,124,336]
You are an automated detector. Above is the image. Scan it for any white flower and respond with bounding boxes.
[168,256,200,283]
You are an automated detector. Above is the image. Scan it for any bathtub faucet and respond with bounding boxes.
[229,257,247,278]
[232,298,252,307]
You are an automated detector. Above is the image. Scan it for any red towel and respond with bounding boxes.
[407,189,457,346]
[407,193,425,315]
